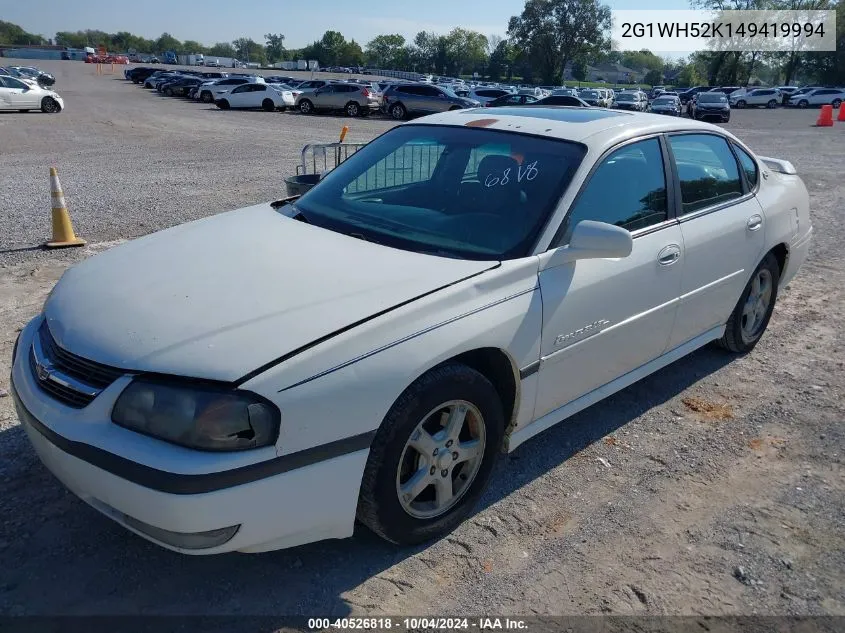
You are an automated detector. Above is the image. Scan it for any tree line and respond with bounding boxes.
[1,0,842,86]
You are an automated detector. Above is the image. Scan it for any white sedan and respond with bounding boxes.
[0,75,63,112]
[216,83,295,111]
[11,108,812,554]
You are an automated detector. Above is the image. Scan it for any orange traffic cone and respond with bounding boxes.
[45,167,86,248]
[339,125,349,142]
[838,105,845,122]
[815,104,833,127]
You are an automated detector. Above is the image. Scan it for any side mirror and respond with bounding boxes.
[437,93,446,99]
[541,220,633,269]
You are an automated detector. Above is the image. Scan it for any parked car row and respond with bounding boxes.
[0,65,56,88]
[672,84,845,109]
[126,66,300,112]
[0,71,64,113]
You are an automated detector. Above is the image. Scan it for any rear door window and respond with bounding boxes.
[668,134,743,214]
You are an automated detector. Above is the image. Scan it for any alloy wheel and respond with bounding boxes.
[740,269,773,343]
[395,400,486,520]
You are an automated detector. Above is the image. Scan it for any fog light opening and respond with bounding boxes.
[123,515,240,550]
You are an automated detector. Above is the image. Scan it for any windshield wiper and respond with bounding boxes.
[346,231,382,244]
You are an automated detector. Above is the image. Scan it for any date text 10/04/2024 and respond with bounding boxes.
[307,618,529,630]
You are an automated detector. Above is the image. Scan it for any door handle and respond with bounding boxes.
[747,214,763,231]
[657,244,681,266]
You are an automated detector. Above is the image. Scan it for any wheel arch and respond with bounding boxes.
[770,242,789,283]
[434,347,520,439]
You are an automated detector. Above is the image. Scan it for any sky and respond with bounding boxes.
[3,0,690,49]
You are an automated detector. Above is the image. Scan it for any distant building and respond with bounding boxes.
[0,44,90,60]
[587,63,641,84]
[561,62,642,84]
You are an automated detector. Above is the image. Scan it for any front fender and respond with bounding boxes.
[241,259,542,457]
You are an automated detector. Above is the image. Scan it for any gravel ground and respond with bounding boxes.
[0,60,395,265]
[0,60,843,622]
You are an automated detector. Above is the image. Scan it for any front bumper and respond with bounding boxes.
[10,316,369,555]
[696,109,730,118]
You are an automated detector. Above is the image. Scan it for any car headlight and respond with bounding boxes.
[112,379,280,451]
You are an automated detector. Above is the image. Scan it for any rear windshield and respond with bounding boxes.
[581,90,598,98]
[698,93,727,103]
[653,97,675,104]
[616,93,636,101]
[291,125,587,260]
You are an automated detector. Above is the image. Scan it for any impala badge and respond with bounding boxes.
[554,319,610,347]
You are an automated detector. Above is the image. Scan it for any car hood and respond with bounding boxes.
[45,203,497,382]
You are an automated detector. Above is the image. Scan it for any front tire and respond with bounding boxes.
[832,98,842,109]
[357,363,505,545]
[798,99,809,108]
[719,252,780,353]
[40,97,60,113]
[767,99,777,109]
[216,99,230,110]
[200,91,213,103]
[736,100,746,109]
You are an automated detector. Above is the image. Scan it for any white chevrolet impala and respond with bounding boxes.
[11,107,812,554]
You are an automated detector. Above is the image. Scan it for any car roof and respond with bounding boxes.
[411,107,726,149]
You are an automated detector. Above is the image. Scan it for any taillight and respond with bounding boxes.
[362,88,371,97]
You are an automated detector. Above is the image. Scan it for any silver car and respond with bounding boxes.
[381,83,481,120]
[296,83,380,117]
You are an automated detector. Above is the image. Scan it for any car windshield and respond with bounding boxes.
[290,125,587,260]
[441,86,459,98]
[653,97,675,104]
[698,93,727,103]
[617,93,636,101]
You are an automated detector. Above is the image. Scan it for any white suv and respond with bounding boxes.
[788,88,845,109]
[730,88,781,108]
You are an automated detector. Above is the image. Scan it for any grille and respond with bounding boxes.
[30,322,124,408]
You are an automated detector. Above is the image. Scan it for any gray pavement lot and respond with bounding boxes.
[0,60,843,621]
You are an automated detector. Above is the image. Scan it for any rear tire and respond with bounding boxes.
[832,98,842,108]
[262,98,275,112]
[164,87,173,96]
[299,99,313,114]
[767,99,777,109]
[357,363,505,545]
[200,91,213,103]
[718,252,780,353]
[345,101,360,117]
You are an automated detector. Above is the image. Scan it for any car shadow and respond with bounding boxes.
[0,345,732,623]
